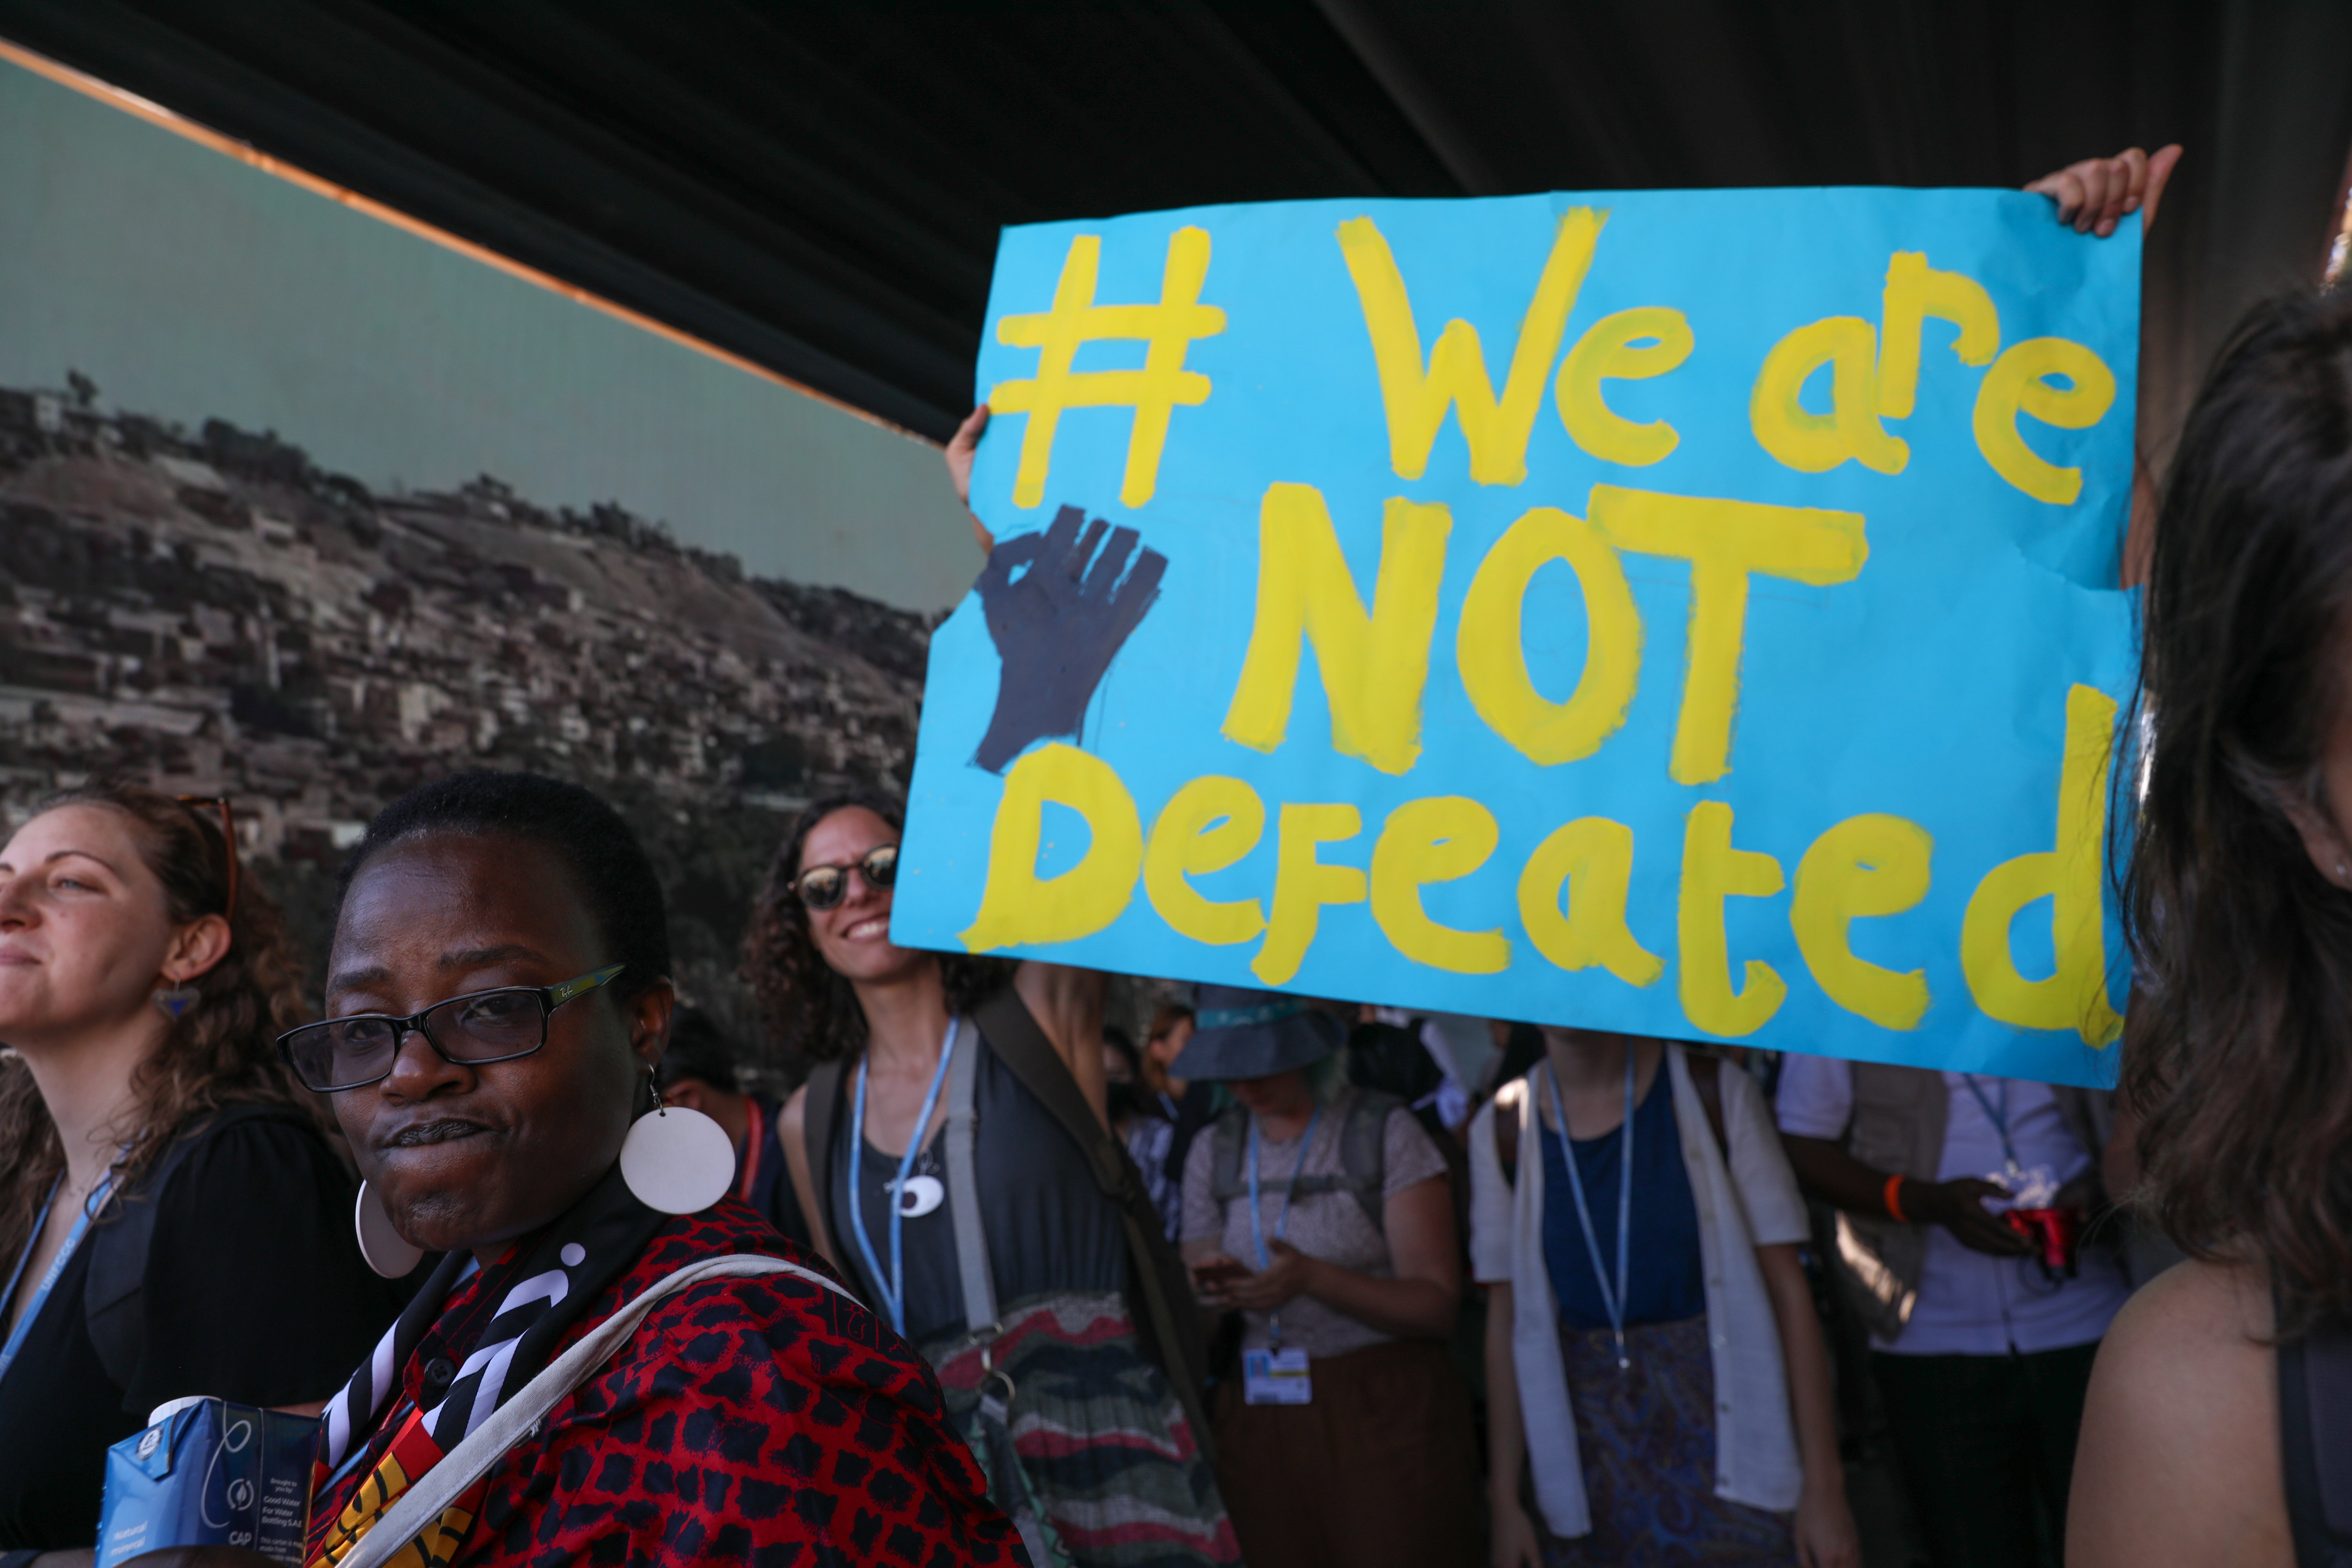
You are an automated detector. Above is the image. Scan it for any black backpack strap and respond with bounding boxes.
[1339,1088,1400,1232]
[2281,1301,2352,1567]
[974,986,1213,1457]
[799,1057,847,1261]
[84,1101,316,1393]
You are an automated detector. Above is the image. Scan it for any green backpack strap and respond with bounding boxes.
[1338,1088,1401,1233]
[1206,1105,1251,1207]
[1212,1091,1398,1233]
[799,1057,847,1258]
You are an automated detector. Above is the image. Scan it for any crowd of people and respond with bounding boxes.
[0,138,2340,1568]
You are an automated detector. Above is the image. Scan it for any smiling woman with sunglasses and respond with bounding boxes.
[745,793,1239,1568]
[0,781,393,1566]
[291,771,1022,1568]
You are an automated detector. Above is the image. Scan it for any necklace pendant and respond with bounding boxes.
[1614,1331,1630,1373]
[890,1172,946,1218]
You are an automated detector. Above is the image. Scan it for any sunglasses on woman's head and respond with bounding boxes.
[792,844,897,910]
[176,794,238,920]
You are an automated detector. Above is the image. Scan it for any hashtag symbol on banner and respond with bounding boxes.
[989,226,1226,509]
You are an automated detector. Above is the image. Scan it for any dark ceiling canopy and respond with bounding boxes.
[1,0,2346,452]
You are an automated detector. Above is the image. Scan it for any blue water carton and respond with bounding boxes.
[97,1397,322,1567]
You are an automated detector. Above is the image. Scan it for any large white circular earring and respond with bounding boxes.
[620,1068,735,1215]
[354,1182,425,1278]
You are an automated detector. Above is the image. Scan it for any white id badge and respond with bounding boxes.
[1242,1346,1312,1405]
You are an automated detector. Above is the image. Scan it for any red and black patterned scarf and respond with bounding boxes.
[308,1167,666,1568]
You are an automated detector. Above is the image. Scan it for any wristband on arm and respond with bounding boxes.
[1883,1173,1910,1224]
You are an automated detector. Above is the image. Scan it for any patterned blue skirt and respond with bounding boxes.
[1535,1314,1796,1567]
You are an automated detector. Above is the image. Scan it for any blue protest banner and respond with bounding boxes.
[894,188,2138,1086]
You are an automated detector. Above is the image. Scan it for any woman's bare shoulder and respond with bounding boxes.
[2070,1257,2289,1568]
[2107,1253,2268,1348]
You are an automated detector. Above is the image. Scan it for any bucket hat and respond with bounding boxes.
[1169,985,1345,1081]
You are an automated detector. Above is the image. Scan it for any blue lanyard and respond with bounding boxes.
[1246,1104,1322,1350]
[848,1018,960,1337]
[1245,1106,1323,1268]
[1960,1074,2022,1174]
[1545,1054,1636,1372]
[0,1170,111,1385]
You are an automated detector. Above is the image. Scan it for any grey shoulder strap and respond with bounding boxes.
[1206,1106,1249,1203]
[941,1017,999,1336]
[1338,1090,1398,1231]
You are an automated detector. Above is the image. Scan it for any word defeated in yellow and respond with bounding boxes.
[957,682,2123,1048]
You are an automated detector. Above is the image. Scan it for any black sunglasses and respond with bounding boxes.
[791,844,897,910]
[277,965,625,1093]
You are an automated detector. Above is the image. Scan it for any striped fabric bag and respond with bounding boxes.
[927,1292,1240,1568]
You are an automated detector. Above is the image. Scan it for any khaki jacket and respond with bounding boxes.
[1829,1063,2110,1341]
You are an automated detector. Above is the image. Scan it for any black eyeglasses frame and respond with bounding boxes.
[277,964,626,1093]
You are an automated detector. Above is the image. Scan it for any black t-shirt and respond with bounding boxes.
[827,1031,1127,1349]
[0,1115,402,1552]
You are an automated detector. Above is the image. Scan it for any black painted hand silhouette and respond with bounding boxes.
[972,504,1168,773]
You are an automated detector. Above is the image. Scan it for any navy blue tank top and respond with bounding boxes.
[1541,1069,1706,1331]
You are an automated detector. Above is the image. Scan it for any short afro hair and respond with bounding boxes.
[341,771,670,998]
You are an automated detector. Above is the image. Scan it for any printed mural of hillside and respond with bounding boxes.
[0,378,941,1063]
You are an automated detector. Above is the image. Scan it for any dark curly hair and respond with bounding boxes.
[338,770,669,1001]
[0,782,322,1280]
[742,793,1010,1064]
[2122,286,2352,1338]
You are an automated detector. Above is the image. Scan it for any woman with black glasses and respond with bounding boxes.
[0,782,392,1565]
[748,793,1239,1568]
[286,770,1022,1568]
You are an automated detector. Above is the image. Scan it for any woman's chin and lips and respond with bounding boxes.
[0,932,174,1049]
[1226,1072,1307,1120]
[818,907,910,980]
[352,1060,644,1253]
[359,1115,519,1252]
[0,952,55,1040]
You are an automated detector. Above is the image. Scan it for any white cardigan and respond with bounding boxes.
[1468,1046,1812,1538]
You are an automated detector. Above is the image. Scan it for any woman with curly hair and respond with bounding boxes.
[0,783,395,1559]
[749,792,1238,1568]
